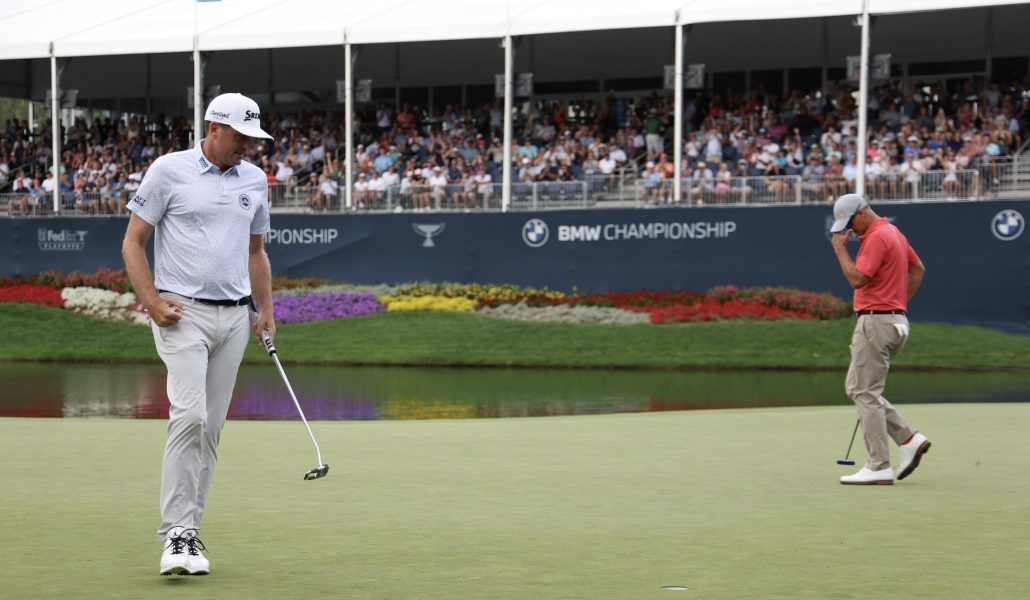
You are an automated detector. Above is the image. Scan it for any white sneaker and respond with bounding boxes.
[185,535,210,575]
[159,527,190,575]
[897,432,931,481]
[840,466,894,485]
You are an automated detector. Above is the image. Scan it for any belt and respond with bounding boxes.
[158,289,252,307]
[856,309,906,316]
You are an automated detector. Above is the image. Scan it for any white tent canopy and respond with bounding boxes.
[0,0,1027,59]
[3,0,1027,212]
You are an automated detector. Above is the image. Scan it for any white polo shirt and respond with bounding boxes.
[128,142,270,300]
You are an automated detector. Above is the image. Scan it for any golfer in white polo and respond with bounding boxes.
[122,93,276,576]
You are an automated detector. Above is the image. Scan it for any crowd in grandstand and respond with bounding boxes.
[1,77,1027,214]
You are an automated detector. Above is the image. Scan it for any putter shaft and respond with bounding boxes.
[839,419,860,465]
[261,330,327,478]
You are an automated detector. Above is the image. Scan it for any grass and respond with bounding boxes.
[2,303,1029,369]
[1,403,1028,599]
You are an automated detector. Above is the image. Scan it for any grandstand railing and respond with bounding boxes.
[0,168,1009,217]
[269,180,595,212]
[627,169,987,206]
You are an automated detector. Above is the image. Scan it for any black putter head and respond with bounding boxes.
[837,459,856,466]
[304,464,329,480]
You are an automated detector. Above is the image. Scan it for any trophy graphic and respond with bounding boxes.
[412,223,446,247]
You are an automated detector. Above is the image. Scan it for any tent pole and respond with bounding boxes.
[193,38,203,148]
[673,15,684,204]
[345,39,354,211]
[856,0,870,198]
[502,34,513,212]
[50,48,60,215]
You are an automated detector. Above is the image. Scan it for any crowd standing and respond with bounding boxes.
[2,77,1027,214]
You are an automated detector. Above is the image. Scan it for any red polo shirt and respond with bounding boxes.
[853,217,921,312]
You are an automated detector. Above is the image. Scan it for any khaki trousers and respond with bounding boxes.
[151,294,250,542]
[845,314,916,471]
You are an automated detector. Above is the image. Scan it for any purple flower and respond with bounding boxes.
[272,292,384,324]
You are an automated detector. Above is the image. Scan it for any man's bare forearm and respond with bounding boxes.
[907,262,925,300]
[249,252,272,310]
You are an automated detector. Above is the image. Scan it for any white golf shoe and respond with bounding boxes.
[897,432,931,481]
[185,535,210,575]
[159,528,190,576]
[840,466,894,485]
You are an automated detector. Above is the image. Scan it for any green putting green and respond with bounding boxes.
[1,403,1027,599]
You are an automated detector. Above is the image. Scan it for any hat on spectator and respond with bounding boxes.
[829,194,868,233]
[204,93,272,139]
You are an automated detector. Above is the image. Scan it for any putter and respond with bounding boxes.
[837,419,859,466]
[261,330,329,480]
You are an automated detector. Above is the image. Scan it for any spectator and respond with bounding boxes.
[353,172,369,208]
[428,166,448,209]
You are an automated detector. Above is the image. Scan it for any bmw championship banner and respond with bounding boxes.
[2,201,1027,331]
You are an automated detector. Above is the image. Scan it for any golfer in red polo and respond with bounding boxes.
[829,194,931,485]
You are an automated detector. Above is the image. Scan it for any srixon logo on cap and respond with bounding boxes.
[244,110,260,122]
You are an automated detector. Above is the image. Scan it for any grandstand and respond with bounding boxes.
[1,0,1028,215]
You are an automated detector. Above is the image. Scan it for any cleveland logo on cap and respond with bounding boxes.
[210,110,230,120]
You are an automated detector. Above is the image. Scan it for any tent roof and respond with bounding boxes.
[0,0,1026,60]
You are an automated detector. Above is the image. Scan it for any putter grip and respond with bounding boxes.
[261,330,277,355]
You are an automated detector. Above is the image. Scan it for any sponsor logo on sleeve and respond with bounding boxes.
[131,194,146,207]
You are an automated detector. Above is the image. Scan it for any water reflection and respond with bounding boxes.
[0,363,1028,420]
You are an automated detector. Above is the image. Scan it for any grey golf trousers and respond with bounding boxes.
[845,313,916,471]
[151,294,250,542]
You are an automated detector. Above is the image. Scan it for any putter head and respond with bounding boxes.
[837,459,856,466]
[304,464,329,480]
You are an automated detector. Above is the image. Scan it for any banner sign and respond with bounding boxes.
[2,202,1027,331]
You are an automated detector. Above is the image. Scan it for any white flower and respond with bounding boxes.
[477,302,650,325]
[61,286,148,326]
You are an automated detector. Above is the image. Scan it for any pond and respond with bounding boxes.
[1,363,1027,420]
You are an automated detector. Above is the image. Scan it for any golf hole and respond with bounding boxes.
[660,585,689,591]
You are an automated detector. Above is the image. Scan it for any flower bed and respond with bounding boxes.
[61,287,148,325]
[478,302,651,325]
[273,292,384,324]
[379,294,478,313]
[3,272,851,327]
[0,285,65,307]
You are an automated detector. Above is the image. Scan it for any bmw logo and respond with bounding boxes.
[991,209,1024,241]
[238,194,252,210]
[522,218,549,248]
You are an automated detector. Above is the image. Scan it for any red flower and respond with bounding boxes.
[0,285,65,307]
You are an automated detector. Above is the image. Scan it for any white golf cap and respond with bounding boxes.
[829,193,868,233]
[204,93,273,139]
